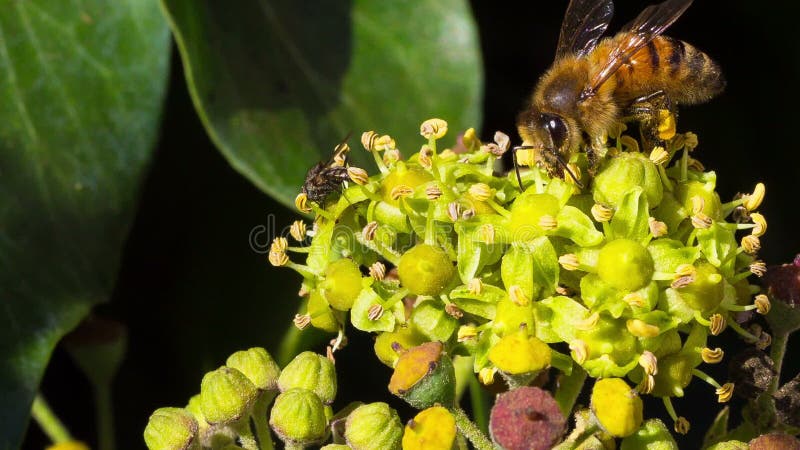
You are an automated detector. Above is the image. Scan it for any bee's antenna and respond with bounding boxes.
[511,145,534,191]
[551,150,584,189]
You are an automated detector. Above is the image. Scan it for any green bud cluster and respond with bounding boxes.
[143,348,335,449]
[276,118,769,442]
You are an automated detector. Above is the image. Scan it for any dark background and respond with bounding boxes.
[24,1,800,448]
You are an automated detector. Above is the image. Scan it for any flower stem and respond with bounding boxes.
[769,331,789,394]
[252,392,276,450]
[468,375,490,435]
[31,393,72,444]
[95,383,115,450]
[450,406,494,450]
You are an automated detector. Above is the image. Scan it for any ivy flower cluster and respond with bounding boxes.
[272,117,770,444]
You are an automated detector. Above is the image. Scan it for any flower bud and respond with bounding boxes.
[269,388,328,446]
[488,329,551,376]
[597,239,655,291]
[591,378,643,438]
[321,258,363,311]
[199,367,258,424]
[398,244,455,296]
[388,341,455,409]
[410,300,459,342]
[620,418,678,450]
[344,402,403,450]
[278,351,337,404]
[225,347,281,392]
[676,261,724,312]
[593,152,663,208]
[402,406,456,450]
[508,193,560,239]
[144,407,198,450]
[489,387,566,450]
[321,445,352,450]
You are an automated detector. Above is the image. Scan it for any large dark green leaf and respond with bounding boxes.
[0,0,170,447]
[161,0,483,207]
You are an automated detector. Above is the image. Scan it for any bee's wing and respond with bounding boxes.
[583,0,693,98]
[556,0,614,58]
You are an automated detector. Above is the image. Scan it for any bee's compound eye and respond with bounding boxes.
[543,114,568,150]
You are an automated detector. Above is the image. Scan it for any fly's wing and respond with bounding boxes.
[556,0,614,58]
[328,130,353,166]
[581,0,693,99]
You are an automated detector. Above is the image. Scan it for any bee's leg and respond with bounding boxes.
[622,90,674,152]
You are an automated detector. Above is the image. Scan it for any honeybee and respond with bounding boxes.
[302,136,352,204]
[515,0,724,185]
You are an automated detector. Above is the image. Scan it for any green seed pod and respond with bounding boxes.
[225,347,281,392]
[321,259,363,311]
[269,388,328,446]
[144,407,198,450]
[488,329,551,375]
[380,162,433,206]
[676,262,724,312]
[492,297,534,337]
[577,316,640,378]
[508,193,560,240]
[278,351,337,405]
[591,378,643,438]
[388,341,456,409]
[398,244,455,296]
[620,419,678,450]
[344,402,403,450]
[199,367,258,425]
[593,152,663,208]
[597,239,655,292]
[410,300,459,342]
[374,327,425,367]
[650,353,695,398]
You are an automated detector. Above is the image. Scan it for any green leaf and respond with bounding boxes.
[702,407,731,448]
[449,284,504,319]
[0,1,170,447]
[696,223,738,278]
[609,187,650,242]
[161,0,483,207]
[554,205,604,247]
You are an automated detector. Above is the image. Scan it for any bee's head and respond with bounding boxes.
[516,108,575,156]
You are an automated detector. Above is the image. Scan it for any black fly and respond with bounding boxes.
[301,135,352,204]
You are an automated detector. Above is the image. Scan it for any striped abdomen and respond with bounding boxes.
[594,34,725,106]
